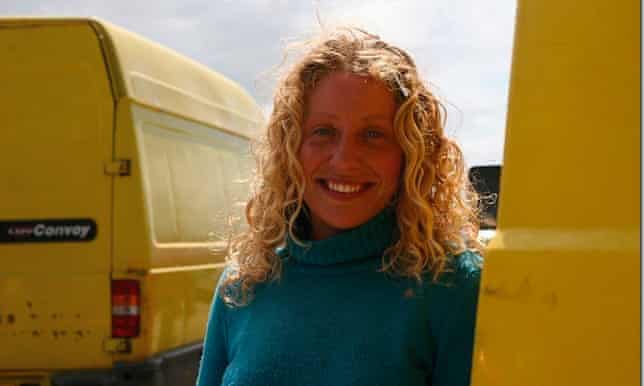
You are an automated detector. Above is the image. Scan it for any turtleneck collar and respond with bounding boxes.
[285,207,398,265]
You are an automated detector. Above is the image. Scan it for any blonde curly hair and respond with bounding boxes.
[222,27,482,305]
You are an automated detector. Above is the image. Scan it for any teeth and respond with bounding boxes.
[327,181,363,193]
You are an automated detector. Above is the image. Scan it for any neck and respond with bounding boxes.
[309,217,341,241]
[286,207,398,266]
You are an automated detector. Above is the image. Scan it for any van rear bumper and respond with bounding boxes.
[51,342,203,386]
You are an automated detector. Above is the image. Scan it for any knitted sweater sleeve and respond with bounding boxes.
[431,253,482,386]
[196,276,229,386]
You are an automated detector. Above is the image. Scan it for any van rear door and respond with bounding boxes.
[0,20,115,369]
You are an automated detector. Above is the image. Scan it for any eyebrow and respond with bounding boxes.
[307,111,391,122]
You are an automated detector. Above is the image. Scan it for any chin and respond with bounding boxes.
[315,209,382,231]
[326,218,366,231]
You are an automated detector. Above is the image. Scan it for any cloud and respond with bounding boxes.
[285,0,516,165]
[0,0,516,165]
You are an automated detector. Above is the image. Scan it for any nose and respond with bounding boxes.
[329,132,362,170]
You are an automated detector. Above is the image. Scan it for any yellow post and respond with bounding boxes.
[470,0,640,385]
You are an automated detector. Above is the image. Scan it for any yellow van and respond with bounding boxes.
[0,18,263,386]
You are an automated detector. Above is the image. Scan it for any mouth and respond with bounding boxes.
[317,179,375,195]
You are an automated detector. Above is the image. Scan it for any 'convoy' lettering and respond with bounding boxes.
[33,224,91,239]
[1,219,96,243]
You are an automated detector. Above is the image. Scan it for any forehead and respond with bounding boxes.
[304,72,397,119]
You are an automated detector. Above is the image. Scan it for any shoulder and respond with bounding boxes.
[422,250,482,330]
[420,250,482,311]
[430,249,482,289]
[213,266,244,308]
[450,250,482,284]
[275,245,289,259]
[427,250,482,386]
[449,250,482,309]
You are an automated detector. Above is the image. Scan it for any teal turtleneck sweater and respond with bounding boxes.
[196,209,482,386]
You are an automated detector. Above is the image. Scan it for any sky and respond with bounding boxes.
[0,0,516,166]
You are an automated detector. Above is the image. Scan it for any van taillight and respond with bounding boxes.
[111,279,140,338]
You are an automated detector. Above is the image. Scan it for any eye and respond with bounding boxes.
[364,129,384,139]
[313,126,335,137]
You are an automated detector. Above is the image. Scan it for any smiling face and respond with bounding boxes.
[298,71,404,240]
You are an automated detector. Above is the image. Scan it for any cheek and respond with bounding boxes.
[380,150,404,187]
[298,143,320,179]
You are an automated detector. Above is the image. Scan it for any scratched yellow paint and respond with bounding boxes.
[470,0,640,385]
[0,21,115,369]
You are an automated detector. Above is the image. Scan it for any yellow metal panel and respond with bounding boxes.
[90,19,264,139]
[111,102,252,273]
[0,274,112,368]
[112,102,246,358]
[111,100,255,361]
[134,106,252,245]
[471,0,639,385]
[0,17,264,136]
[110,266,224,362]
[0,17,262,367]
[101,16,262,358]
[111,100,152,273]
[0,22,114,368]
[0,373,50,386]
[144,266,224,355]
[498,0,639,230]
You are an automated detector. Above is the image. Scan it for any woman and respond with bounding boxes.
[197,27,483,386]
